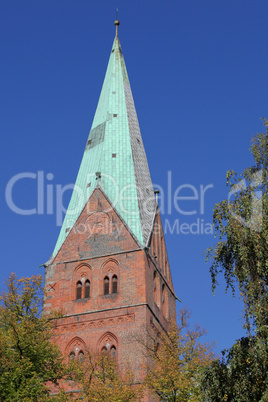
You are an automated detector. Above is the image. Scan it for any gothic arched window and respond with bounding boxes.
[76,281,82,299]
[85,280,90,298]
[78,351,84,362]
[99,333,118,360]
[162,284,165,305]
[112,275,117,294]
[162,283,168,318]
[153,271,157,304]
[104,277,109,295]
[69,352,75,361]
[110,346,116,358]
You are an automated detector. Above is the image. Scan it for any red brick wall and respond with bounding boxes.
[44,188,176,401]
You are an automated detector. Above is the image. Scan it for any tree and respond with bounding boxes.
[69,350,143,402]
[201,336,268,402]
[0,274,65,401]
[203,119,268,400]
[143,309,215,401]
[205,119,268,335]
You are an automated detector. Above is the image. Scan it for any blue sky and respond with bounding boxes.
[1,0,268,355]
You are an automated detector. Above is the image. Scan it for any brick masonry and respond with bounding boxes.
[44,187,176,400]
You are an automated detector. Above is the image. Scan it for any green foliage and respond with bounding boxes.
[203,120,268,401]
[69,351,143,401]
[201,336,268,401]
[0,274,65,401]
[144,309,215,401]
[205,119,268,334]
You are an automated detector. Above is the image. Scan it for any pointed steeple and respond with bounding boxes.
[52,22,156,260]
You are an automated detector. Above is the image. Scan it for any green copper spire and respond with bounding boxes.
[52,22,155,259]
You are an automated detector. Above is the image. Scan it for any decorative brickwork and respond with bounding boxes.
[44,189,176,400]
[44,28,177,401]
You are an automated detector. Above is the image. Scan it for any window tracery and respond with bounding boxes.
[102,259,119,296]
[98,333,118,359]
[74,264,92,300]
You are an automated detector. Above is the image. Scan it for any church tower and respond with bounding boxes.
[43,20,176,396]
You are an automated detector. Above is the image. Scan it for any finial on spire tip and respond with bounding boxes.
[114,10,120,36]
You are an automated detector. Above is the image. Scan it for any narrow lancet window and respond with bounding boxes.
[78,351,84,362]
[111,346,116,358]
[162,283,168,318]
[69,352,75,361]
[112,275,118,294]
[104,277,109,295]
[76,281,82,299]
[154,271,157,304]
[85,280,90,298]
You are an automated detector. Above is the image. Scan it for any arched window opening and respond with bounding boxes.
[101,346,108,354]
[112,275,118,294]
[110,346,116,358]
[162,284,165,305]
[162,284,168,318]
[78,351,84,362]
[85,280,90,298]
[154,272,157,304]
[76,281,82,300]
[104,277,109,295]
[69,352,75,361]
